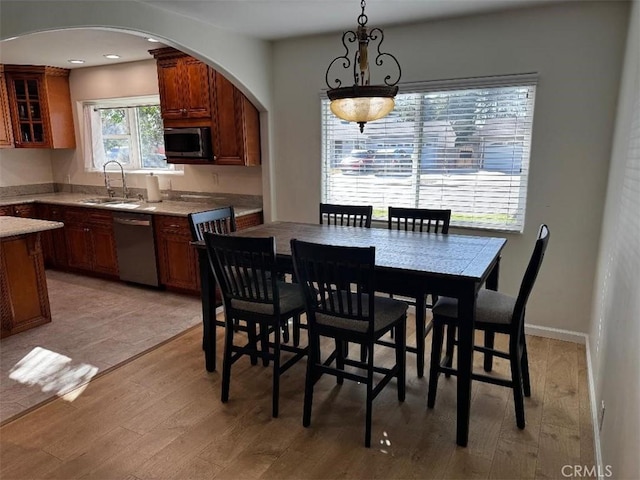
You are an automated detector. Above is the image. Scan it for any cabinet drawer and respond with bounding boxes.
[155,215,190,236]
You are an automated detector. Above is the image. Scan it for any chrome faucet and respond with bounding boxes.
[103,160,129,199]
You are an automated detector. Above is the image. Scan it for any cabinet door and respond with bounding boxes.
[156,58,185,120]
[213,73,244,165]
[90,224,119,276]
[0,69,14,148]
[37,204,68,269]
[6,74,49,147]
[65,223,93,271]
[183,57,211,119]
[154,216,199,293]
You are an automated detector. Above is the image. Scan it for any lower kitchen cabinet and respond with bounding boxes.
[154,211,263,295]
[36,204,68,268]
[64,207,119,277]
[154,215,200,294]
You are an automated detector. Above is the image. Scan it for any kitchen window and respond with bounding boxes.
[321,73,537,232]
[83,96,173,172]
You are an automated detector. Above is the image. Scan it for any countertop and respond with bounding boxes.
[0,192,262,218]
[0,216,64,238]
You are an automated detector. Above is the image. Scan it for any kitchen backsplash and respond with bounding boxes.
[0,183,262,209]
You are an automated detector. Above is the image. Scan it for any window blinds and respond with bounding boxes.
[321,73,537,232]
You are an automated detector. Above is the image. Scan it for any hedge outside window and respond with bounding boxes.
[321,74,537,232]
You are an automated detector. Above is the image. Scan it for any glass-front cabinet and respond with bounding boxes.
[3,65,75,149]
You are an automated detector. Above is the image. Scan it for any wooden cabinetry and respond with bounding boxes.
[63,207,118,277]
[154,211,263,295]
[36,204,68,269]
[0,203,36,218]
[1,230,52,338]
[212,73,261,166]
[154,215,200,293]
[0,66,14,148]
[152,50,212,122]
[4,65,75,149]
[150,48,261,166]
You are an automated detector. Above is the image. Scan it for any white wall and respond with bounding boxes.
[0,149,53,187]
[0,0,274,213]
[589,1,640,477]
[272,2,630,334]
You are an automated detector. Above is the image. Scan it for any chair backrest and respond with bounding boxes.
[388,207,451,233]
[512,224,550,333]
[291,239,376,333]
[188,206,236,241]
[319,203,373,228]
[203,232,279,314]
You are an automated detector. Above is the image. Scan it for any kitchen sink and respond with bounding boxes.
[80,197,138,205]
[80,197,139,205]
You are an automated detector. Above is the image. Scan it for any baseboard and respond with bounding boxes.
[585,338,605,478]
[525,324,587,344]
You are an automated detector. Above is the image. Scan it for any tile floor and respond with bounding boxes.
[0,270,202,424]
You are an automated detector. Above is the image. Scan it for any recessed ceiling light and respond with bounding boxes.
[68,59,85,64]
[104,54,120,59]
[146,37,160,43]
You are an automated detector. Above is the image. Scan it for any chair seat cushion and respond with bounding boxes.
[315,293,408,333]
[432,289,516,325]
[231,282,304,316]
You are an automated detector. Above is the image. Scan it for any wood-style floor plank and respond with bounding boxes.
[0,306,595,480]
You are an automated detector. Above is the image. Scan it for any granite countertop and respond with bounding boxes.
[0,193,262,218]
[0,216,64,238]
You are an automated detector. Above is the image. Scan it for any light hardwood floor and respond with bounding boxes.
[0,304,594,479]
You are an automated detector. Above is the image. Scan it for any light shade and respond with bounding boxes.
[328,85,398,132]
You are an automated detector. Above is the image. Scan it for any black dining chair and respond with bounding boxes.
[383,206,451,377]
[203,233,308,418]
[319,203,373,228]
[291,239,408,448]
[427,224,550,429]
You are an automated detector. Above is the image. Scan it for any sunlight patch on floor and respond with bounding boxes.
[9,347,98,401]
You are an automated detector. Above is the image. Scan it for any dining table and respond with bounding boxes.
[193,221,506,447]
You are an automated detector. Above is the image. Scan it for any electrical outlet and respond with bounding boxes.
[66,174,71,184]
[211,173,219,185]
[599,400,606,431]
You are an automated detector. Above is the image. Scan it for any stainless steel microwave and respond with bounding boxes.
[163,127,212,159]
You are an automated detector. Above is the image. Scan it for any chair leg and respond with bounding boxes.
[303,334,317,428]
[260,323,270,367]
[396,318,406,402]
[415,296,427,378]
[445,324,455,378]
[335,339,345,385]
[521,339,531,397]
[247,322,259,366]
[282,319,290,344]
[272,321,281,418]
[221,321,234,403]
[510,347,526,429]
[293,314,301,347]
[365,341,375,448]
[360,344,367,363]
[427,321,445,409]
[484,331,495,372]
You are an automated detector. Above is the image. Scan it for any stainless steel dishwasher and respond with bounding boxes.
[112,212,159,287]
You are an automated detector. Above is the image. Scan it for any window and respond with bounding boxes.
[83,96,171,172]
[321,74,537,232]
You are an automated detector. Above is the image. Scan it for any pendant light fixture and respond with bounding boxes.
[325,0,402,133]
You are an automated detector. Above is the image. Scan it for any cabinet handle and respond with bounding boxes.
[168,224,181,229]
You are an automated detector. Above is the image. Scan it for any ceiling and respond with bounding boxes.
[0,0,563,70]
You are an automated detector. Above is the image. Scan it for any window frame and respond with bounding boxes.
[320,73,538,233]
[83,95,177,174]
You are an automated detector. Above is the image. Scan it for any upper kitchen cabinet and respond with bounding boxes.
[150,48,261,166]
[0,66,15,148]
[150,48,211,123]
[3,65,75,149]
